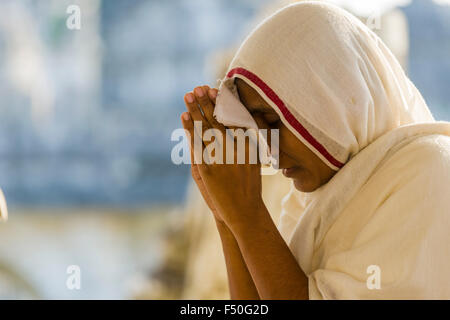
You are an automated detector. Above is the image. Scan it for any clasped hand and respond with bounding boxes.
[180,85,268,229]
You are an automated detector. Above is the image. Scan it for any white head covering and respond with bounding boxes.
[214,1,434,171]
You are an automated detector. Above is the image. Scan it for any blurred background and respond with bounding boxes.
[0,0,449,299]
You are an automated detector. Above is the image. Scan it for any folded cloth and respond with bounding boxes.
[0,189,7,222]
[214,78,258,130]
[214,78,278,169]
[213,1,450,299]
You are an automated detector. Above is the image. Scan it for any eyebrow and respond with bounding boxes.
[235,80,276,113]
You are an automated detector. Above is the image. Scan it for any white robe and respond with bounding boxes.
[278,123,450,299]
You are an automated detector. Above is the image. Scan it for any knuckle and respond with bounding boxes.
[198,96,209,105]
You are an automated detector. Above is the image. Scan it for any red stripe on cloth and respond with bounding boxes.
[227,67,345,169]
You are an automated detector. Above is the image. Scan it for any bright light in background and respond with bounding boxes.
[328,0,450,16]
[327,0,411,15]
[434,0,450,5]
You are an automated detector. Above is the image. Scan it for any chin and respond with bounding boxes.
[292,176,321,193]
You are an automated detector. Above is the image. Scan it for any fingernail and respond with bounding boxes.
[186,93,194,103]
[182,112,190,121]
[209,89,217,98]
[195,87,204,97]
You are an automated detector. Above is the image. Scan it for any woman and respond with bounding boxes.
[181,2,450,299]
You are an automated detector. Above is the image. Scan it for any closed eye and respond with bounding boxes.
[264,114,281,124]
[250,111,281,128]
[253,111,280,123]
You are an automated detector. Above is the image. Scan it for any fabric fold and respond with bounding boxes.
[300,128,450,299]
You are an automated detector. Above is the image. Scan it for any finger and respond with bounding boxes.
[181,112,205,166]
[203,85,219,105]
[184,91,212,149]
[191,89,226,159]
[184,91,211,132]
[189,141,200,180]
[193,86,223,132]
[194,86,214,121]
[206,87,224,130]
[202,85,218,124]
[202,85,211,98]
[181,111,195,152]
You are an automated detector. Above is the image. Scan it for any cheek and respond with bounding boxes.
[278,126,306,160]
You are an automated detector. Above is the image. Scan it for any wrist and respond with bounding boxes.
[215,217,230,232]
[215,218,236,241]
[214,217,226,229]
[227,200,270,235]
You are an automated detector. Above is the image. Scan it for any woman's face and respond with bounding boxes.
[235,78,336,192]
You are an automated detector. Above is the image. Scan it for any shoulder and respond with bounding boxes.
[396,134,450,165]
[375,134,450,187]
[366,134,450,226]
[403,134,450,158]
[356,134,450,228]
